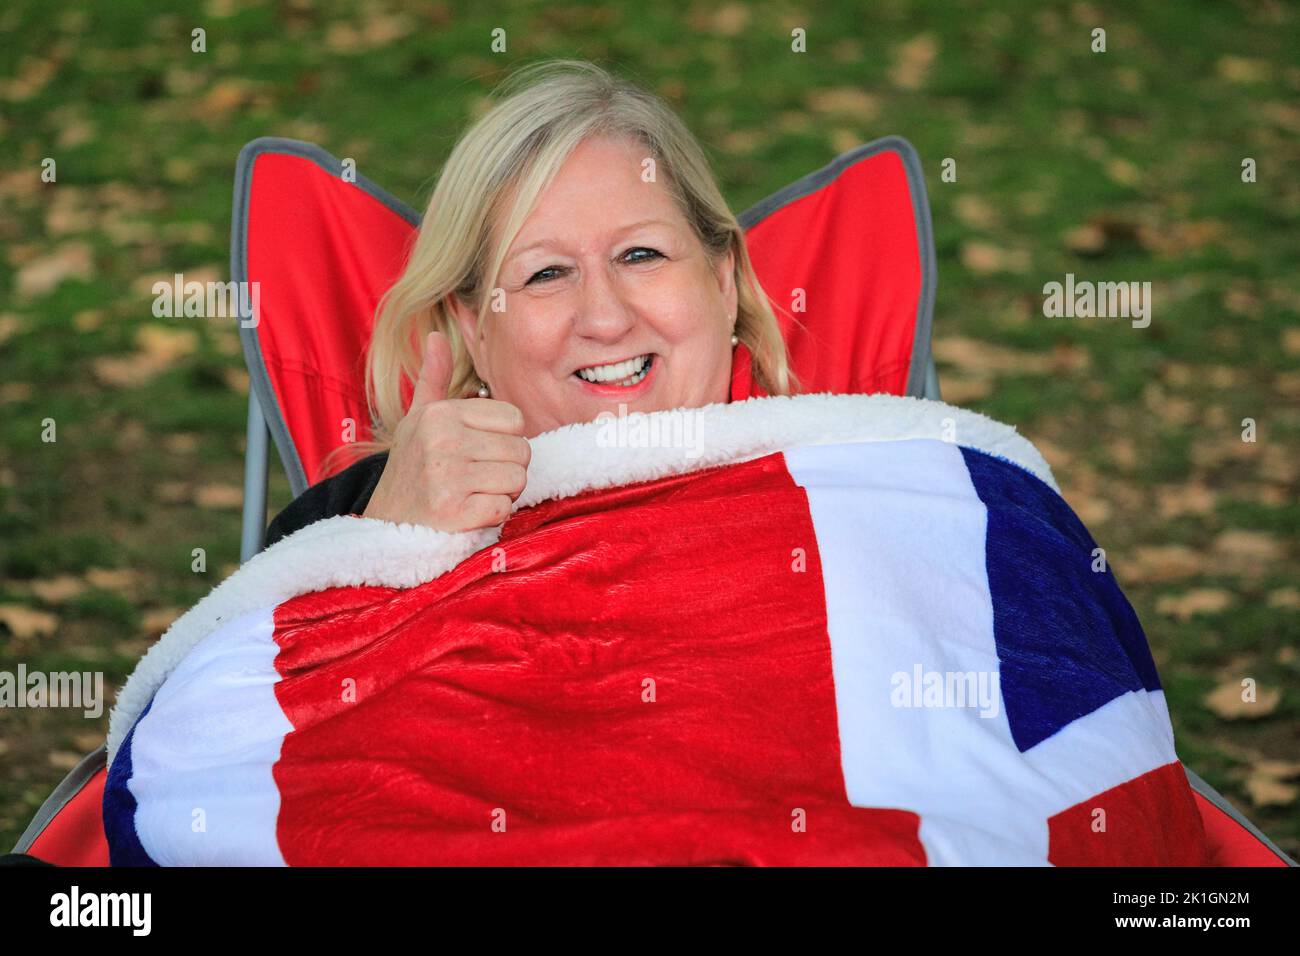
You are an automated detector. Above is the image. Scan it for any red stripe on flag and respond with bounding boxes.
[1048,761,1210,865]
[269,453,928,865]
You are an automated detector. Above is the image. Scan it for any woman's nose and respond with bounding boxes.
[571,267,638,341]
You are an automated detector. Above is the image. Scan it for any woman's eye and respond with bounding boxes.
[525,266,563,285]
[623,247,664,264]
[524,248,663,286]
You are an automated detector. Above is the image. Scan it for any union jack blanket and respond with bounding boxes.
[104,392,1210,866]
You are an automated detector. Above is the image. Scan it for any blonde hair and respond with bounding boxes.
[333,58,796,473]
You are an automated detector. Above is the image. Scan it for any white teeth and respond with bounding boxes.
[576,354,651,384]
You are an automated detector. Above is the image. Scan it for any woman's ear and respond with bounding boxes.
[715,246,738,324]
[446,292,485,372]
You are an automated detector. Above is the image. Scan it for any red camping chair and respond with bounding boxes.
[13,137,1294,868]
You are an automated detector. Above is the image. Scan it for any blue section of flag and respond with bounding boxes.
[960,446,1161,752]
[103,698,159,867]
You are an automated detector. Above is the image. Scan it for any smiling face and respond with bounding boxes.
[448,135,738,437]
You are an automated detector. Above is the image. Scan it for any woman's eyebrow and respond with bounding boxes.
[506,218,676,261]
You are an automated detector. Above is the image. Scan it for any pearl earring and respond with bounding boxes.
[730,332,739,347]
[477,381,490,398]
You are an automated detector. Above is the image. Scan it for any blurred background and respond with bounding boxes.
[1,0,1296,855]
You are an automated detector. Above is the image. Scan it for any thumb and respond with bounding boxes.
[411,330,453,410]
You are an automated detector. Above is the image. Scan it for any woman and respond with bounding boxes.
[266,58,792,547]
[103,60,1211,867]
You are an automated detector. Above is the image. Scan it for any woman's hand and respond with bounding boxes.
[361,331,531,532]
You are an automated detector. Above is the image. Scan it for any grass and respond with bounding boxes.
[1,0,1297,858]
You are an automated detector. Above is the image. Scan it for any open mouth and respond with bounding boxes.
[573,353,654,388]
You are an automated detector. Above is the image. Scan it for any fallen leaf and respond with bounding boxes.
[828,128,862,155]
[1124,545,1204,584]
[1064,214,1143,257]
[1259,101,1300,133]
[324,23,363,52]
[164,433,201,454]
[1190,434,1259,470]
[14,242,94,298]
[0,313,22,343]
[1032,438,1073,472]
[56,118,95,149]
[156,481,190,503]
[1155,589,1233,621]
[706,3,750,35]
[1217,56,1271,84]
[1138,219,1227,257]
[1267,588,1300,610]
[73,732,104,752]
[0,604,59,639]
[935,376,992,405]
[1243,774,1297,808]
[142,607,183,637]
[959,240,1030,274]
[1109,437,1138,471]
[1141,383,1195,426]
[777,111,812,133]
[0,382,31,403]
[830,39,864,63]
[805,87,880,121]
[91,325,199,387]
[85,567,142,593]
[1068,495,1111,526]
[953,195,1000,230]
[200,79,256,116]
[1276,371,1300,400]
[1104,156,1141,187]
[1114,67,1144,94]
[224,367,250,394]
[363,13,412,46]
[1154,482,1216,518]
[890,34,938,90]
[1238,483,1289,507]
[0,56,58,102]
[43,185,91,236]
[27,575,86,604]
[933,336,1051,375]
[1224,285,1262,318]
[196,483,244,509]
[1063,223,1107,255]
[723,129,763,154]
[1212,530,1282,576]
[1254,759,1300,779]
[1049,341,1091,374]
[1203,679,1281,719]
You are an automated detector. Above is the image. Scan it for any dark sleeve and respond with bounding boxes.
[264,451,390,549]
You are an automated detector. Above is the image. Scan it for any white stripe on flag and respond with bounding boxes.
[786,439,1047,864]
[787,438,1181,865]
[1024,688,1177,818]
[126,605,289,866]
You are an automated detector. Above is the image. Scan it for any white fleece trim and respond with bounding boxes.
[106,520,500,762]
[518,391,1057,509]
[106,391,1054,763]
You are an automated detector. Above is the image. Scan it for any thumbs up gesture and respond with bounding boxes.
[361,331,531,531]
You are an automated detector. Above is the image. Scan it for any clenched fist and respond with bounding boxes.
[361,331,530,532]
